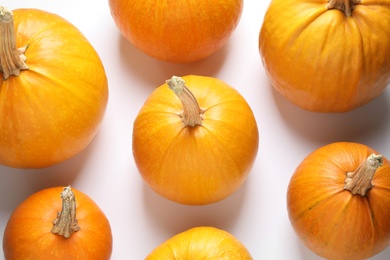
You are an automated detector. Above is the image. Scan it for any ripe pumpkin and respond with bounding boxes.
[287,142,390,259]
[132,75,259,205]
[3,186,113,260]
[259,0,390,112]
[108,0,243,63]
[0,7,108,168]
[146,226,253,259]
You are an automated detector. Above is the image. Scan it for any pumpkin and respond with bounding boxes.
[132,75,259,205]
[2,186,113,260]
[259,0,390,112]
[0,7,108,168]
[146,226,253,259]
[287,142,390,259]
[108,0,243,63]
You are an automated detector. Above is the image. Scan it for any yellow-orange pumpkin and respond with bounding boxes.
[259,0,390,112]
[146,226,253,259]
[0,7,108,168]
[3,186,112,260]
[132,75,259,205]
[287,142,390,259]
[108,0,243,63]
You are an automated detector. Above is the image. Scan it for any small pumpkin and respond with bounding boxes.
[0,7,108,168]
[259,0,390,112]
[2,186,113,260]
[108,0,243,63]
[132,75,259,205]
[287,142,390,259]
[146,226,253,259]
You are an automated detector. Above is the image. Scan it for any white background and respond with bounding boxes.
[1,1,389,259]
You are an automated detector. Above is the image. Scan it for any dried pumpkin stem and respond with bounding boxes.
[166,76,204,127]
[0,6,28,80]
[327,0,361,17]
[52,186,81,238]
[344,154,383,196]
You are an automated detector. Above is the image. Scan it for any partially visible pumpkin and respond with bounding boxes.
[3,186,113,260]
[287,142,390,259]
[259,0,390,112]
[108,0,243,63]
[0,7,108,168]
[132,75,259,205]
[146,226,253,259]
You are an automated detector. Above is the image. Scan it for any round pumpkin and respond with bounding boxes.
[108,0,243,63]
[0,7,108,168]
[132,75,259,205]
[259,0,390,112]
[146,226,253,259]
[287,142,390,259]
[3,186,113,260]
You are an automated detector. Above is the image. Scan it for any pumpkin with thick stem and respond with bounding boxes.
[0,7,108,168]
[3,186,113,260]
[259,0,390,112]
[132,75,259,205]
[287,142,390,259]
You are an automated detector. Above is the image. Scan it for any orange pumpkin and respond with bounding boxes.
[259,0,390,112]
[146,226,253,259]
[0,7,108,168]
[287,142,390,259]
[132,75,259,205]
[108,0,243,63]
[3,186,113,260]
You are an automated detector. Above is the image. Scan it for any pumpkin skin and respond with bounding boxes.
[132,75,259,205]
[108,0,243,63]
[146,226,253,259]
[2,186,113,260]
[0,8,108,168]
[259,0,390,112]
[287,142,390,259]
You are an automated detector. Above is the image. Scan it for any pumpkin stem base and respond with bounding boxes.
[344,153,383,196]
[0,6,28,80]
[327,0,361,16]
[166,76,204,127]
[52,186,81,238]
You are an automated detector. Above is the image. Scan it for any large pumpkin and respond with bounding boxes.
[0,7,108,168]
[3,186,113,260]
[259,0,390,112]
[146,226,253,259]
[108,0,243,63]
[132,75,259,205]
[287,142,390,259]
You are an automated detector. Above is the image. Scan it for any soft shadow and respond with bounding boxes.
[272,86,390,144]
[296,238,390,260]
[142,178,249,236]
[0,130,103,211]
[118,35,231,89]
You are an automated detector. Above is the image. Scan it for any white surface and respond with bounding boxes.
[1,1,389,259]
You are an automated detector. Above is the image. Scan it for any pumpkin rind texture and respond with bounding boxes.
[0,8,108,168]
[132,75,259,205]
[287,142,390,259]
[146,226,253,259]
[2,186,113,260]
[108,0,243,63]
[259,0,390,112]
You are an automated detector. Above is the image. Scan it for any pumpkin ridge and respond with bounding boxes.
[201,124,242,174]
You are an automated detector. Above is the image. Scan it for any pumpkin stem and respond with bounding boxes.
[0,6,28,80]
[52,186,81,238]
[166,76,204,127]
[344,154,383,196]
[327,0,361,16]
